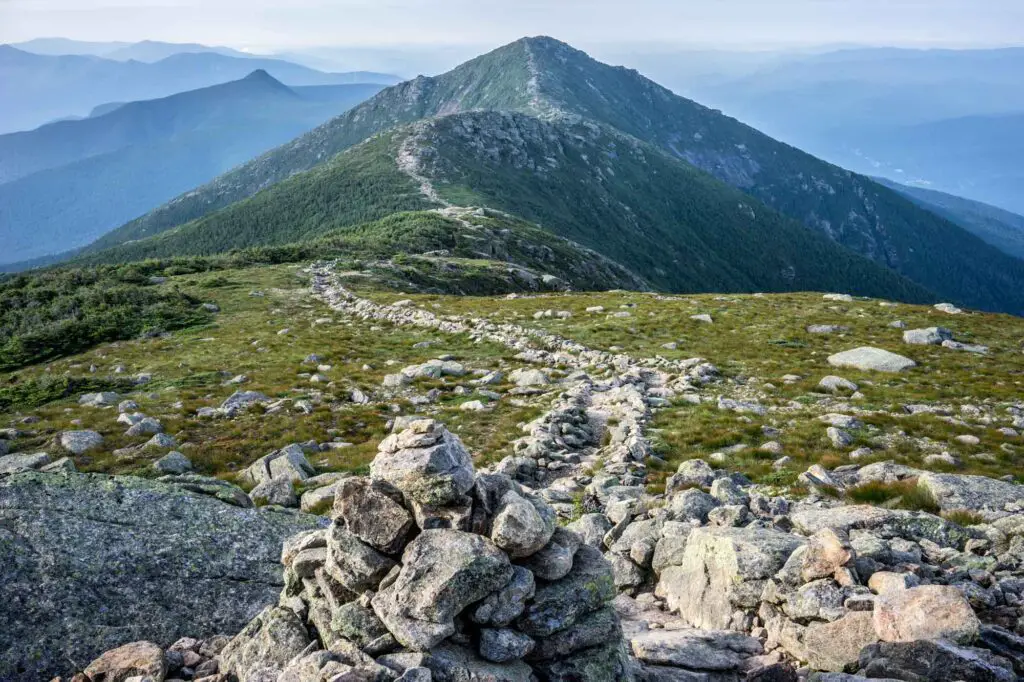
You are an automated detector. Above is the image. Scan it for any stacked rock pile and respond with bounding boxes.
[217,418,631,681]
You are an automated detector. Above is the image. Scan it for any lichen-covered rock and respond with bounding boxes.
[371,420,475,506]
[240,443,315,486]
[218,606,311,681]
[630,628,762,671]
[490,490,556,559]
[516,527,581,581]
[0,471,325,682]
[373,529,513,650]
[803,611,878,672]
[332,476,413,553]
[656,526,804,630]
[517,545,616,637]
[827,347,916,373]
[325,523,396,592]
[59,429,104,454]
[249,474,298,507]
[472,566,536,628]
[917,472,1024,516]
[858,639,1015,682]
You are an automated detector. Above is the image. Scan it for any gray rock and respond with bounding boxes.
[220,390,270,412]
[517,545,616,637]
[249,475,298,508]
[240,444,316,486]
[144,432,176,449]
[918,472,1024,515]
[371,420,475,506]
[0,471,325,681]
[630,628,762,670]
[81,641,167,682]
[125,417,163,437]
[78,392,119,407]
[827,347,916,373]
[424,643,534,682]
[325,523,396,592]
[529,605,621,661]
[803,611,878,672]
[667,459,715,491]
[819,376,859,394]
[903,327,953,345]
[373,529,513,650]
[516,527,581,581]
[858,640,1015,682]
[479,628,535,663]
[59,430,104,455]
[332,477,413,554]
[490,490,556,559]
[0,452,50,474]
[472,565,536,628]
[873,584,980,644]
[668,488,719,523]
[153,451,192,475]
[656,526,805,630]
[529,641,633,682]
[218,606,311,681]
[567,513,612,547]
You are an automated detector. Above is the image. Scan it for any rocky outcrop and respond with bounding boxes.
[0,470,326,681]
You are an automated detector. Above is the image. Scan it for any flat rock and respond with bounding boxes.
[804,611,878,672]
[827,347,916,373]
[917,472,1024,515]
[82,641,166,682]
[859,639,1014,682]
[0,452,51,475]
[631,629,762,671]
[0,471,325,681]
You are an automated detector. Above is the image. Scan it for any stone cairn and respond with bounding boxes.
[217,418,629,682]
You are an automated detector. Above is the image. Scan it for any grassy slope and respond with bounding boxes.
[3,264,1022,491]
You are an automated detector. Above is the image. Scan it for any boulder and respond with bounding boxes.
[153,451,192,475]
[218,606,311,681]
[0,452,51,475]
[332,477,414,554]
[858,640,1015,682]
[240,444,315,486]
[827,347,916,373]
[372,529,513,650]
[656,526,805,630]
[59,430,104,455]
[0,471,325,681]
[82,641,167,682]
[630,629,762,671]
[804,611,878,672]
[249,475,298,507]
[873,585,980,644]
[472,566,536,628]
[490,490,556,559]
[517,545,616,637]
[903,327,953,345]
[371,420,475,506]
[516,526,581,581]
[325,524,396,592]
[917,472,1024,515]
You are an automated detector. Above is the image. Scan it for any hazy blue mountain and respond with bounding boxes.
[0,71,383,264]
[9,37,131,57]
[816,114,1024,215]
[102,40,255,62]
[0,45,400,133]
[875,178,1024,261]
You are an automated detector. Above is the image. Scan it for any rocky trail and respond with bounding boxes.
[2,265,1024,681]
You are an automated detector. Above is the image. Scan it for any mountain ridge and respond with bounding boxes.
[82,36,1024,314]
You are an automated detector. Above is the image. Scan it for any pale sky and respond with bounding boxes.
[1,0,1022,51]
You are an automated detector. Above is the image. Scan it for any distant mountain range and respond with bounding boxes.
[53,37,1024,315]
[0,45,400,133]
[675,47,1024,215]
[11,37,255,61]
[0,71,384,264]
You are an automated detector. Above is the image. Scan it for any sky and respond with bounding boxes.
[2,0,1023,52]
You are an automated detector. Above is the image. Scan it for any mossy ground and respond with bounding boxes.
[3,263,1023,494]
